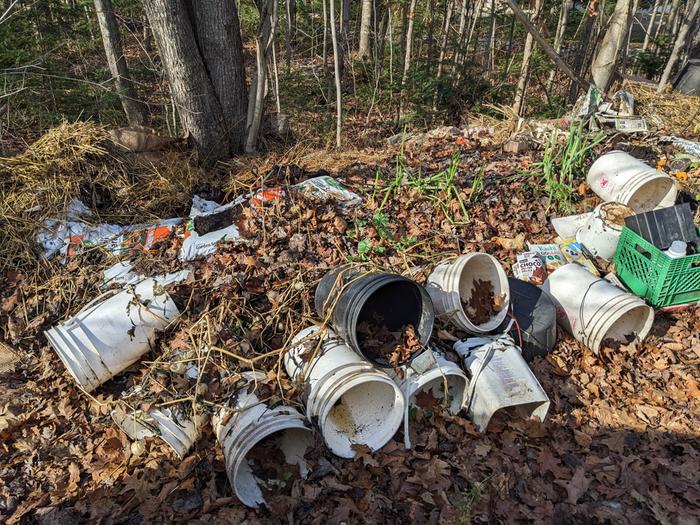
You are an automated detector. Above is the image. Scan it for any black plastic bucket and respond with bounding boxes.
[314,267,435,366]
[498,277,557,362]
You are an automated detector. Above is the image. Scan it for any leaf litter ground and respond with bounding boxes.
[0,126,699,524]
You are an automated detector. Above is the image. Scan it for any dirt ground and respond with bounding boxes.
[1,126,699,524]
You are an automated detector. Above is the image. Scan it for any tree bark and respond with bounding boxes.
[400,0,417,110]
[285,0,296,69]
[330,0,343,146]
[246,0,278,152]
[503,0,585,87]
[590,0,634,93]
[547,0,573,87]
[142,15,152,52]
[650,0,671,50]
[642,0,660,50]
[358,0,372,58]
[511,0,543,116]
[94,0,144,125]
[194,0,248,150]
[487,0,497,70]
[143,0,247,162]
[658,0,700,91]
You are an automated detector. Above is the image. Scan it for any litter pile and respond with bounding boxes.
[1,113,699,523]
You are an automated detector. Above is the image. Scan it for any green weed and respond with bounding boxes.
[457,481,483,524]
[536,121,603,212]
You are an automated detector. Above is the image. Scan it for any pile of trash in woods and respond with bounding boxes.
[1,91,699,523]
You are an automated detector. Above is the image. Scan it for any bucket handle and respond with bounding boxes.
[63,288,122,325]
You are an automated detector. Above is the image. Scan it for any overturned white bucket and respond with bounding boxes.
[112,406,207,459]
[426,253,510,334]
[390,349,467,448]
[453,334,550,432]
[214,373,313,508]
[542,263,654,354]
[587,150,677,212]
[45,278,180,392]
[576,202,634,260]
[285,326,404,458]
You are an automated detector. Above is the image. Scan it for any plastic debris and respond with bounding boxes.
[453,334,550,432]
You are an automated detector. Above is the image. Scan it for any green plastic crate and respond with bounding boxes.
[613,226,700,307]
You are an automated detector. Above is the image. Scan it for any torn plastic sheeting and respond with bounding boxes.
[111,406,208,459]
[612,90,635,116]
[551,212,592,240]
[179,176,362,261]
[453,334,550,432]
[37,213,182,261]
[390,348,467,449]
[660,136,700,159]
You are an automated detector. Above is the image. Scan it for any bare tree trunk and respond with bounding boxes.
[488,0,497,71]
[144,0,247,162]
[246,0,278,152]
[547,0,573,88]
[399,0,409,67]
[94,0,144,125]
[323,0,332,100]
[650,0,671,50]
[502,13,516,79]
[285,0,296,69]
[666,0,682,38]
[511,0,543,116]
[330,0,343,146]
[590,0,634,92]
[435,0,454,83]
[568,1,598,101]
[658,0,700,91]
[142,15,152,52]
[83,5,95,40]
[399,0,417,117]
[358,0,373,58]
[426,0,436,75]
[643,0,660,50]
[450,0,470,78]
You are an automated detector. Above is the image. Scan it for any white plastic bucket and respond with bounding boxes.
[425,253,510,334]
[390,349,467,448]
[285,326,405,459]
[453,334,550,432]
[587,150,677,212]
[45,278,180,392]
[542,263,654,354]
[214,373,313,508]
[112,407,207,458]
[576,202,634,260]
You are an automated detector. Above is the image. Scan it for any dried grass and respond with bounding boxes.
[0,121,210,272]
[626,82,700,137]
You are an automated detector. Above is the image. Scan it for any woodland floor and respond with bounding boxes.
[1,120,699,525]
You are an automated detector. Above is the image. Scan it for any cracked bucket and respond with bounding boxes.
[453,334,550,432]
[45,278,180,391]
[214,373,314,508]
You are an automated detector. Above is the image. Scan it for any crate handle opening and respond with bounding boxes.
[634,244,652,261]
